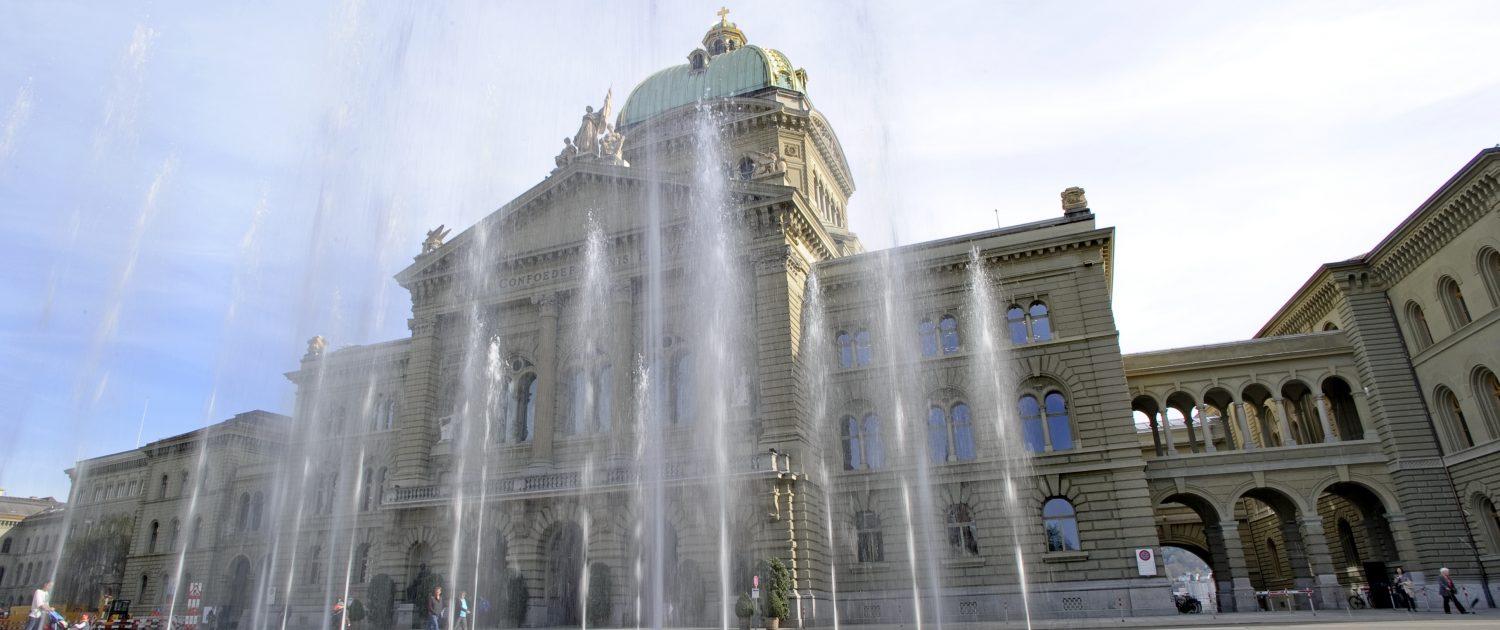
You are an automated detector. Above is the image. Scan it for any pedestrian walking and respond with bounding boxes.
[1393,566,1416,612]
[23,581,53,630]
[455,591,470,630]
[427,586,443,630]
[1438,567,1474,614]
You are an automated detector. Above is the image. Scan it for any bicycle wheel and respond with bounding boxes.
[1348,595,1365,609]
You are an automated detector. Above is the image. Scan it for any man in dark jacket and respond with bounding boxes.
[1439,567,1473,614]
[428,586,444,629]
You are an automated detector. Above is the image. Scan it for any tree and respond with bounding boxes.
[56,514,131,607]
[348,598,367,625]
[763,558,791,621]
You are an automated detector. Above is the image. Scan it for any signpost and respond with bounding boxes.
[1135,549,1157,576]
[184,582,203,630]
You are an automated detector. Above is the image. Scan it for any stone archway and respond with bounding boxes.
[1159,492,1244,612]
[1317,481,1402,607]
[1233,486,1338,610]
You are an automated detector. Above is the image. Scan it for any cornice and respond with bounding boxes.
[1369,169,1497,287]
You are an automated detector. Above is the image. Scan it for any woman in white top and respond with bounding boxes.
[24,580,53,630]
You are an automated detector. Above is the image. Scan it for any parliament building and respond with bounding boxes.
[4,16,1499,628]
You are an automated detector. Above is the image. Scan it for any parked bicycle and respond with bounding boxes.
[1347,584,1370,609]
[1174,593,1202,614]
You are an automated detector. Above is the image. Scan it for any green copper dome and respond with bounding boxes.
[618,43,807,127]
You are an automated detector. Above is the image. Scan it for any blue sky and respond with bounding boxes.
[2,1,1498,499]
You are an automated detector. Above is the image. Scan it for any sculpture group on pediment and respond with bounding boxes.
[555,89,629,171]
[423,225,452,254]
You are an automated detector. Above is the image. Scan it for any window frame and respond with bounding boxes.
[1018,381,1076,453]
[1042,497,1081,552]
[855,510,884,562]
[1439,275,1473,330]
[1404,301,1434,350]
[945,503,980,557]
[1007,300,1055,344]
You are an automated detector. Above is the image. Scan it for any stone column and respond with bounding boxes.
[1233,399,1256,450]
[531,293,560,461]
[1182,407,1199,454]
[1213,521,1256,612]
[1198,404,1217,452]
[394,315,441,486]
[1383,512,1423,575]
[1313,395,1337,443]
[1295,517,1343,609]
[1274,398,1298,446]
[1159,411,1177,455]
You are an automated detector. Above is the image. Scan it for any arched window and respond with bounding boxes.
[1405,301,1433,350]
[361,467,374,511]
[1,537,10,553]
[238,493,252,533]
[738,156,754,180]
[562,368,584,437]
[946,504,979,556]
[925,401,976,463]
[354,543,371,583]
[1019,395,1044,453]
[1029,302,1053,341]
[1478,496,1500,554]
[0,567,6,587]
[1008,301,1054,344]
[374,468,386,511]
[918,318,938,358]
[148,521,159,553]
[594,363,613,432]
[856,511,884,562]
[382,397,398,431]
[836,331,853,369]
[1437,386,1474,451]
[1474,367,1500,435]
[306,545,322,585]
[168,519,180,551]
[158,475,169,499]
[927,406,949,464]
[1042,498,1080,552]
[841,412,884,470]
[1322,322,1339,331]
[1007,306,1027,344]
[854,329,872,366]
[841,415,863,470]
[1439,276,1472,329]
[952,403,975,460]
[251,492,264,531]
[1045,392,1073,450]
[672,353,695,425]
[939,315,960,354]
[1481,248,1500,307]
[191,517,202,550]
[180,470,189,497]
[515,374,537,442]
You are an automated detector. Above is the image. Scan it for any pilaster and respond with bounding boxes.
[394,316,440,486]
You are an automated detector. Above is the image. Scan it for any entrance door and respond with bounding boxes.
[1363,562,1392,608]
[545,523,583,626]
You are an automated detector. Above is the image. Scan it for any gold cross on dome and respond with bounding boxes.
[717,7,730,23]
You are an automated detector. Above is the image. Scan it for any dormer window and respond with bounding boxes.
[689,50,707,71]
[712,39,726,55]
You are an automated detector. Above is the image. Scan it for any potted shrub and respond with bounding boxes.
[763,558,792,630]
[367,575,395,629]
[735,592,755,630]
[347,599,367,628]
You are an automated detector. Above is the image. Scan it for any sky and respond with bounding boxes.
[2,1,1498,499]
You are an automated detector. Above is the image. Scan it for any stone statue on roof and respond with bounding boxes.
[556,89,628,170]
[423,225,451,254]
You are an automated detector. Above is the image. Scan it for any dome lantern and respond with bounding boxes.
[702,7,747,58]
